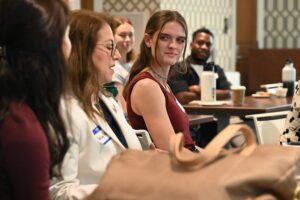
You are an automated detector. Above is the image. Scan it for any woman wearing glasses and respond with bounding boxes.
[50,10,143,200]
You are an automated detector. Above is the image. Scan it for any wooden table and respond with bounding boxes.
[185,96,292,115]
[188,115,215,126]
[184,96,292,131]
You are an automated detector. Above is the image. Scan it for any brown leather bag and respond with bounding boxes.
[87,124,300,200]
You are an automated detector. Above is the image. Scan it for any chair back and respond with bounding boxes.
[246,111,288,144]
[260,83,283,94]
[135,129,152,150]
[260,82,298,94]
[225,71,240,86]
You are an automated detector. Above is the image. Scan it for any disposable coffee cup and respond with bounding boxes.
[231,86,246,105]
[275,87,288,97]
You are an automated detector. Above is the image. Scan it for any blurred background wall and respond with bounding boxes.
[71,0,300,94]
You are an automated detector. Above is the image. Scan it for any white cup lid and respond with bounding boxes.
[231,86,246,90]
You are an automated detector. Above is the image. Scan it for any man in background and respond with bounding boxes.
[168,27,231,105]
[168,27,232,147]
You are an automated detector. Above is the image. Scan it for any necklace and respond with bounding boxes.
[150,67,168,81]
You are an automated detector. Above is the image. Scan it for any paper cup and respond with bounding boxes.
[231,86,246,105]
[275,87,288,97]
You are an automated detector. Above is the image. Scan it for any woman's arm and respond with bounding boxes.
[130,79,176,151]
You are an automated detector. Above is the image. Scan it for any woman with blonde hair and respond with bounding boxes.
[108,16,136,115]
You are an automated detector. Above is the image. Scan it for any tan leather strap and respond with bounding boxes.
[169,124,257,168]
[170,133,202,166]
[170,133,217,169]
[204,124,257,156]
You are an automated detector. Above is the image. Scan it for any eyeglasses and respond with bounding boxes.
[95,42,117,57]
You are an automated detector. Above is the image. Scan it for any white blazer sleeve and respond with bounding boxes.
[50,180,96,200]
[49,119,98,200]
[50,98,98,200]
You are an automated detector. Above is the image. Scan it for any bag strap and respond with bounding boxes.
[170,133,203,166]
[170,124,257,168]
[204,124,257,156]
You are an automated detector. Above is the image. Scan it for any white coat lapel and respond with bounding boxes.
[99,92,142,150]
[91,103,125,149]
[99,93,125,121]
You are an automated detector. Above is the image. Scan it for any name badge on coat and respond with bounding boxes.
[93,126,111,145]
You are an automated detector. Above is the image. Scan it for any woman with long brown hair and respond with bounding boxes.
[50,10,144,200]
[124,10,198,152]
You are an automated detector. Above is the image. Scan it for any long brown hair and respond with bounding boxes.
[109,16,136,63]
[68,10,108,119]
[123,10,188,98]
[0,0,70,178]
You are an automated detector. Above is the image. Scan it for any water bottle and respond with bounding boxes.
[282,58,296,96]
[201,62,216,102]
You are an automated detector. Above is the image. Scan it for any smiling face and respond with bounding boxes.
[114,22,135,55]
[190,32,213,61]
[92,23,121,85]
[145,21,186,67]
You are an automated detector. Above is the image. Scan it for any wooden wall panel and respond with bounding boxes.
[81,0,93,10]
[248,49,300,93]
[236,0,257,92]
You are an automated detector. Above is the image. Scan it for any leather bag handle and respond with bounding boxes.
[170,124,257,168]
[170,133,203,166]
[204,124,257,156]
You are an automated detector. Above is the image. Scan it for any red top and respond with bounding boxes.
[126,71,195,149]
[0,102,50,200]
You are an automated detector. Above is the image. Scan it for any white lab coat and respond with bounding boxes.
[50,92,142,200]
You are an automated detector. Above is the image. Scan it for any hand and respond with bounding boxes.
[149,143,168,153]
[188,85,200,95]
[149,143,156,150]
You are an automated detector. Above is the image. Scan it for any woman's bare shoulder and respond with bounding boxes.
[132,78,161,95]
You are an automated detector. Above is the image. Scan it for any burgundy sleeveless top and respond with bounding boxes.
[126,71,195,149]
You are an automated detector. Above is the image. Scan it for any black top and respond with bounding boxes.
[99,100,128,148]
[168,56,231,94]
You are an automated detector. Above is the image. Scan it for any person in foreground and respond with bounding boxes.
[50,10,143,200]
[0,0,70,199]
[124,10,198,152]
[109,16,136,115]
[168,27,231,105]
[280,81,300,144]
